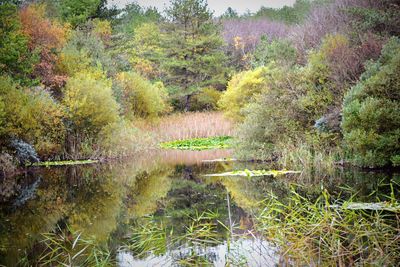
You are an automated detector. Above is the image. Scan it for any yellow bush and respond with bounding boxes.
[190,87,222,111]
[116,72,170,119]
[218,66,271,121]
[63,70,120,135]
[0,76,65,156]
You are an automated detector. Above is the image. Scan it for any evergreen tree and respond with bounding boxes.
[163,0,229,111]
[0,2,37,84]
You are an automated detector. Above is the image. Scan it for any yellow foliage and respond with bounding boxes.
[218,66,271,121]
[57,48,92,76]
[191,87,222,110]
[63,70,120,135]
[116,72,170,119]
[0,76,65,156]
[92,19,111,43]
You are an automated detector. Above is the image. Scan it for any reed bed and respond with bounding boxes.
[142,112,234,142]
[256,188,400,266]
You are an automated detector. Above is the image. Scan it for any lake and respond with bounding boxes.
[0,149,399,266]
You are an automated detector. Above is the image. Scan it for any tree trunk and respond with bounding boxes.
[184,94,191,112]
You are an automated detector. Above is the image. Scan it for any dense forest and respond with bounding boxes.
[1,0,399,172]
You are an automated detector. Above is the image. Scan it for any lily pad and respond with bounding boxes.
[160,136,233,151]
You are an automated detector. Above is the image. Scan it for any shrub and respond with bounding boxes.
[63,70,120,156]
[251,37,297,67]
[57,29,113,77]
[98,120,156,158]
[218,66,272,121]
[235,67,304,160]
[0,76,65,157]
[342,37,400,167]
[190,87,222,111]
[91,19,112,44]
[19,3,69,91]
[115,72,170,119]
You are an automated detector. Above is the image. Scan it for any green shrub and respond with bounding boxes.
[0,76,65,157]
[63,70,120,156]
[235,67,304,160]
[251,37,297,67]
[190,87,222,111]
[116,72,170,119]
[298,34,355,121]
[57,29,114,77]
[342,37,400,167]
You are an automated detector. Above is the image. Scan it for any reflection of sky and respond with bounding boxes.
[117,239,279,267]
[108,0,296,16]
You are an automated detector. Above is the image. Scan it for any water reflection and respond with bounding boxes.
[0,149,399,266]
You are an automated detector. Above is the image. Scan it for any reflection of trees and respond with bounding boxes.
[0,170,69,266]
[207,176,262,212]
[68,170,126,243]
[127,166,173,218]
[0,161,169,265]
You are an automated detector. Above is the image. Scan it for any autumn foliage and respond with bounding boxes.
[19,4,69,90]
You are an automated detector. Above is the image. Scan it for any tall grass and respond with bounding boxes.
[276,141,340,173]
[255,187,400,266]
[24,225,114,266]
[124,210,228,266]
[142,112,234,142]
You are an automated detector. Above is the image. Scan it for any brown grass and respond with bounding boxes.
[138,112,234,142]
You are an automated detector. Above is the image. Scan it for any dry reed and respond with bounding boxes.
[140,112,234,142]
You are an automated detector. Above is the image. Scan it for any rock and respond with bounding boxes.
[314,108,342,133]
[10,139,40,165]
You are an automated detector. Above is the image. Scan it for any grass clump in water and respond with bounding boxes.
[124,210,227,265]
[22,225,113,266]
[255,187,400,266]
[160,136,232,151]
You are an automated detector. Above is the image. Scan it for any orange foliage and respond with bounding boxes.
[19,4,68,50]
[19,4,69,91]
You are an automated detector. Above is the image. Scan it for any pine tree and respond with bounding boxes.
[163,0,229,111]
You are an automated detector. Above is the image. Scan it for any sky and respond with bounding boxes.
[108,0,297,16]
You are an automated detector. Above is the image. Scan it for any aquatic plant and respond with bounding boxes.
[205,169,301,178]
[255,187,400,266]
[124,217,168,257]
[125,210,228,265]
[35,225,113,266]
[30,159,98,167]
[160,136,233,151]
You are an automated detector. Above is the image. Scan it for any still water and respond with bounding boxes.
[0,149,398,266]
